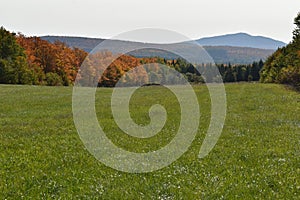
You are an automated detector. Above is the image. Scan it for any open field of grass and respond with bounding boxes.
[0,83,299,199]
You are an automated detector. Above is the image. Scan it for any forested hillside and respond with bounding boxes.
[260,13,300,90]
[42,36,274,64]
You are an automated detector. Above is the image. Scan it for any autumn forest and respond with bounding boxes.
[0,27,265,87]
[1,10,300,89]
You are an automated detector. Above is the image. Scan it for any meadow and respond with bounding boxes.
[0,83,299,199]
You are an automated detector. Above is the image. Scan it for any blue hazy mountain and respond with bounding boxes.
[196,32,286,50]
[41,33,283,64]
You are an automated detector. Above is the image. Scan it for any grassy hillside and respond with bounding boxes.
[0,84,299,199]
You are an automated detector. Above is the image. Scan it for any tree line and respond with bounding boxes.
[260,12,300,90]
[0,27,87,86]
[0,26,264,87]
[164,58,263,84]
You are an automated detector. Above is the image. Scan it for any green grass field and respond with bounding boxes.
[0,83,299,199]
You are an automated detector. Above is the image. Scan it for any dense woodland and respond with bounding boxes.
[0,28,87,86]
[0,27,265,87]
[260,12,300,90]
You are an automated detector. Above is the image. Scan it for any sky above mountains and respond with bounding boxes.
[1,0,300,43]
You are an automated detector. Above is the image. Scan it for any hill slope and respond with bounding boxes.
[41,35,275,64]
[41,36,104,53]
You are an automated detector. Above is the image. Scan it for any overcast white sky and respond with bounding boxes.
[1,0,300,43]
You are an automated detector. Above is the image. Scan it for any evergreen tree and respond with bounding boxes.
[293,12,300,40]
[0,27,33,84]
[223,64,235,82]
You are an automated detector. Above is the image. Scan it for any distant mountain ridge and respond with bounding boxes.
[196,33,286,50]
[41,32,281,64]
[41,36,104,53]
